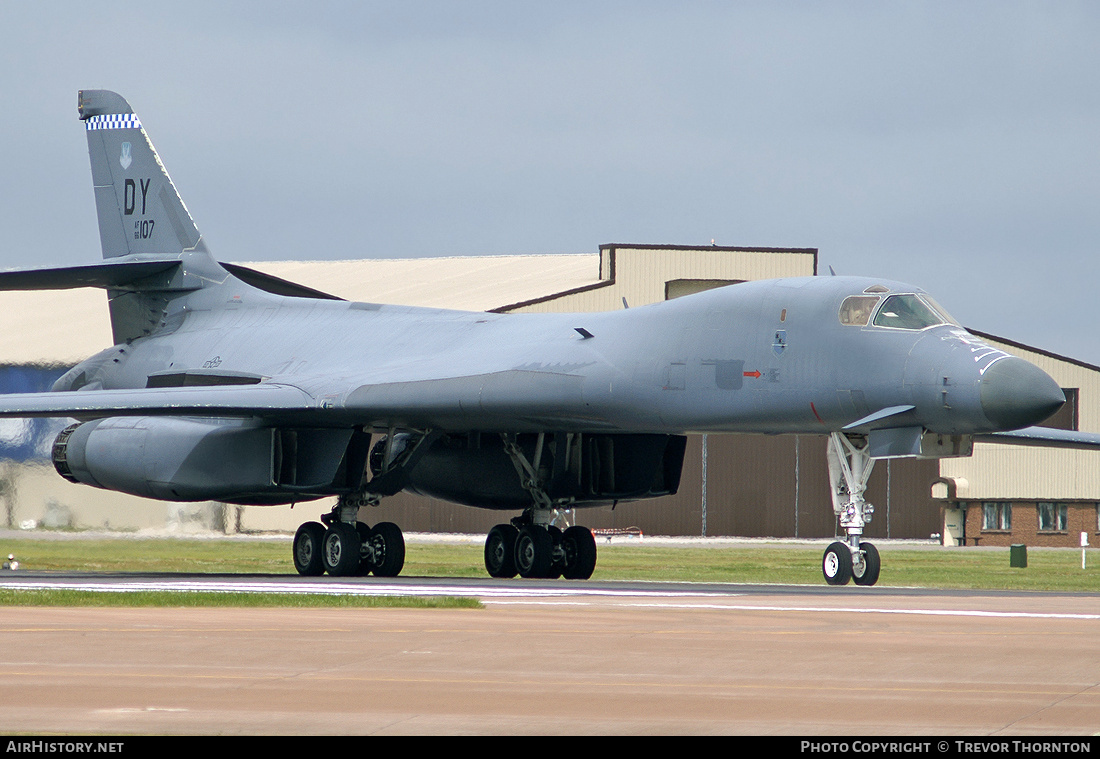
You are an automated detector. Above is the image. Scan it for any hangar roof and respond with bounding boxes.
[252,254,599,310]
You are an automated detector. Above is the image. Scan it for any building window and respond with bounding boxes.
[1038,502,1068,532]
[982,502,1012,531]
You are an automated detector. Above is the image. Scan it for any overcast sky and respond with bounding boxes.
[2,2,1099,363]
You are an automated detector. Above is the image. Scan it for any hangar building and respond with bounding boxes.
[1,243,1098,547]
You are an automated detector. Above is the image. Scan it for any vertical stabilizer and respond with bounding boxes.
[79,90,226,344]
[79,90,205,259]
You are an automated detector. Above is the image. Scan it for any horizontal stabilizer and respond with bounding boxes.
[974,426,1100,450]
[0,257,184,291]
[0,257,343,302]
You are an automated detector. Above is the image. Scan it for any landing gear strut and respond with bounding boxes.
[823,432,881,587]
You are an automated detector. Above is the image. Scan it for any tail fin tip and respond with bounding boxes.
[78,90,134,120]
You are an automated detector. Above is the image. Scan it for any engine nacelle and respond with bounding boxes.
[52,417,358,504]
[373,432,687,510]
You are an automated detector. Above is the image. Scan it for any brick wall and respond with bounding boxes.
[962,501,1098,547]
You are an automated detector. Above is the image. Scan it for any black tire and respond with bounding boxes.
[322,522,362,577]
[292,522,326,576]
[515,525,553,578]
[822,541,853,586]
[484,524,519,578]
[561,525,597,580]
[370,522,406,578]
[852,541,881,587]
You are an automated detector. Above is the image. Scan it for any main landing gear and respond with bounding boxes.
[292,506,598,580]
[484,517,598,580]
[293,494,405,578]
[487,434,598,579]
[823,432,881,587]
[290,430,603,580]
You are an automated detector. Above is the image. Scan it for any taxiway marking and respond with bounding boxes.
[2,579,1098,620]
[482,599,1100,620]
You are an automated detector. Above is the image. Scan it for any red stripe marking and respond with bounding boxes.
[810,402,825,424]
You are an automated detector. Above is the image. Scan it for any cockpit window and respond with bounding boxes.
[838,296,880,326]
[872,294,951,330]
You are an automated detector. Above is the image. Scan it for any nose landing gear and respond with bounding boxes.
[822,539,880,586]
[824,432,882,587]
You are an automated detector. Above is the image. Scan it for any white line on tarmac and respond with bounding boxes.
[481,599,1100,620]
[3,579,1098,620]
[0,579,720,599]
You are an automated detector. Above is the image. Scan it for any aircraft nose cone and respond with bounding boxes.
[980,357,1065,430]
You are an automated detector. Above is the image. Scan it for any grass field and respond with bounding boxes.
[0,534,1096,595]
[0,587,480,608]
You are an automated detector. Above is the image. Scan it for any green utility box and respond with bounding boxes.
[1010,544,1028,568]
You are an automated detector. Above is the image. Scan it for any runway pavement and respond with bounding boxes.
[0,573,1097,735]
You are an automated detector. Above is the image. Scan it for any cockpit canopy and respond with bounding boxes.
[838,290,958,330]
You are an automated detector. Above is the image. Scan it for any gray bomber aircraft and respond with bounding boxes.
[0,90,1087,585]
